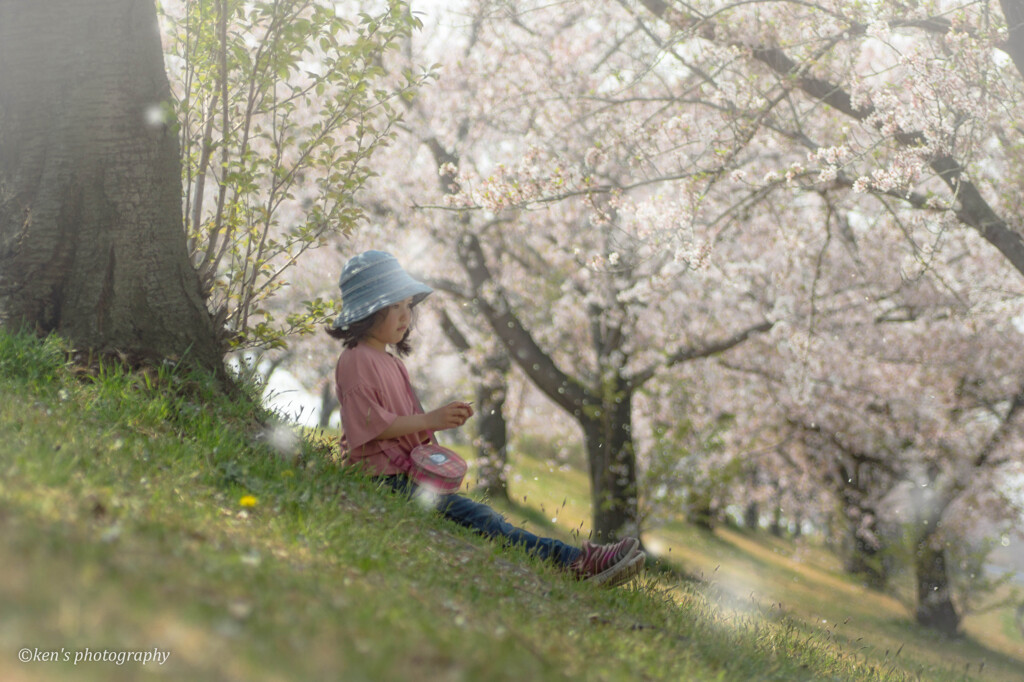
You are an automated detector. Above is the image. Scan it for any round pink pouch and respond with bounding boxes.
[409,443,466,493]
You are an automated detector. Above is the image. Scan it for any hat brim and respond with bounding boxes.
[332,278,432,330]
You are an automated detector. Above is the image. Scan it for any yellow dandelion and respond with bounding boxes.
[239,494,258,508]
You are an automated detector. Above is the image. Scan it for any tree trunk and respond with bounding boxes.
[581,383,639,540]
[318,379,338,429]
[1000,1,1024,82]
[743,500,760,530]
[914,527,961,636]
[436,307,511,502]
[770,504,784,537]
[689,499,716,531]
[0,0,221,370]
[473,350,511,501]
[843,528,887,589]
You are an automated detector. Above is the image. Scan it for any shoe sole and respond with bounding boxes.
[586,547,645,588]
[603,552,646,588]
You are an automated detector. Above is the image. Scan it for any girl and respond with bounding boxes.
[327,250,645,587]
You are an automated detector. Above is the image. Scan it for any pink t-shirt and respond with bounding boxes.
[334,342,432,475]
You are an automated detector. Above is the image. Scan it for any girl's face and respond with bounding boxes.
[366,298,413,350]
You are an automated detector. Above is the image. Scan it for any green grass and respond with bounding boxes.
[0,329,1021,681]
[482,438,1024,681]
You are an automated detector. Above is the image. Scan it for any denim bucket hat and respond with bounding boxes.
[331,250,433,330]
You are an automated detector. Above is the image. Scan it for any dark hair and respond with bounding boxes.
[325,306,413,356]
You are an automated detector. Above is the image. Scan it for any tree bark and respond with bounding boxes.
[0,0,221,370]
[473,350,511,501]
[914,527,961,637]
[843,527,887,590]
[580,381,639,540]
[743,500,760,530]
[769,504,783,537]
[437,307,510,501]
[318,379,338,429]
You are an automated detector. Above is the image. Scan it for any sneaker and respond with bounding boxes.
[603,551,646,588]
[570,537,645,587]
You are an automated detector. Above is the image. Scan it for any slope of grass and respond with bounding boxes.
[481,438,1024,681]
[0,329,1020,681]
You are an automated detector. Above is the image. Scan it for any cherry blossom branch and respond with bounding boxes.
[974,379,1024,469]
[422,277,472,302]
[456,232,594,417]
[629,319,774,387]
[436,306,472,355]
[639,0,1024,279]
[413,121,603,418]
[787,417,900,476]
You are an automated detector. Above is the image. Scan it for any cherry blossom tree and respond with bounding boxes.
[383,0,1024,630]
[629,0,1024,275]
[252,0,1024,633]
[358,1,782,541]
[434,305,513,500]
[739,287,1024,634]
[612,0,1024,634]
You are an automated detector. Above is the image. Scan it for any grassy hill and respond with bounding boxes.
[0,330,1021,681]
[492,454,1024,681]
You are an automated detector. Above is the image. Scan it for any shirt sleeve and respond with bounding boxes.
[339,383,399,451]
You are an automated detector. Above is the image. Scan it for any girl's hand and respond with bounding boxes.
[427,401,474,431]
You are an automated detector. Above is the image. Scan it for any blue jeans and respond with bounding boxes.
[378,475,582,568]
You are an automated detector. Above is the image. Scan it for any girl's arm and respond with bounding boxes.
[378,401,474,440]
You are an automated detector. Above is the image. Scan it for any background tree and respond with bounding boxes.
[435,306,513,501]
[716,227,1024,635]
[626,0,1024,635]
[361,0,783,541]
[206,0,1024,634]
[384,0,1024,628]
